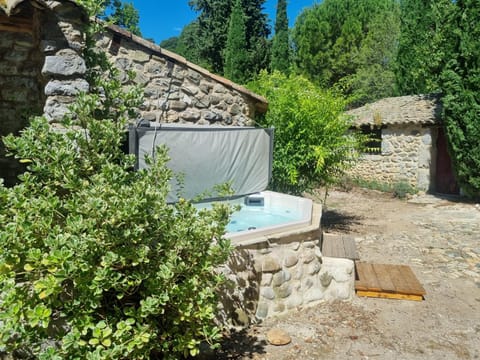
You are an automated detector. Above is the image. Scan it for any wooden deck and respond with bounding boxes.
[322,232,359,260]
[355,262,426,301]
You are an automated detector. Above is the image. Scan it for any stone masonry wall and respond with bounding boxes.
[0,7,44,185]
[216,217,355,326]
[0,0,87,185]
[348,124,436,192]
[96,28,265,126]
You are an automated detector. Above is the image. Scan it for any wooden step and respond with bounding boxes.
[322,232,359,260]
[355,262,426,301]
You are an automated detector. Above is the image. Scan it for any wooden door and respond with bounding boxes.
[435,127,459,194]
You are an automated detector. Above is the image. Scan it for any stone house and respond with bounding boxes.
[346,94,458,194]
[0,0,268,185]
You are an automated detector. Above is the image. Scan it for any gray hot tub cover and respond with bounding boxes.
[130,123,274,202]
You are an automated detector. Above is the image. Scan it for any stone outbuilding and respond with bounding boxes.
[346,94,458,194]
[0,0,268,186]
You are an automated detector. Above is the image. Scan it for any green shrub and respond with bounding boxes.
[247,70,361,195]
[0,4,232,358]
[0,116,232,359]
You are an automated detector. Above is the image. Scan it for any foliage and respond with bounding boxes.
[292,0,400,107]
[188,0,270,79]
[270,0,291,74]
[440,0,480,198]
[0,3,233,359]
[159,36,179,51]
[104,0,142,36]
[395,0,454,95]
[171,21,212,70]
[247,71,360,194]
[224,0,249,83]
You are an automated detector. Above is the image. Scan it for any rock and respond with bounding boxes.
[284,252,299,268]
[42,50,86,77]
[302,253,316,264]
[266,328,292,346]
[255,302,269,319]
[261,273,273,286]
[307,262,321,275]
[262,256,282,273]
[181,110,201,122]
[44,79,89,96]
[273,302,285,313]
[131,49,150,63]
[272,270,288,287]
[275,283,292,298]
[260,287,275,300]
[169,100,187,111]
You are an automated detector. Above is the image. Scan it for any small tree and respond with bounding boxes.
[224,0,248,83]
[0,3,232,359]
[248,70,360,195]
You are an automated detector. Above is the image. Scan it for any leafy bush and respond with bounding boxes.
[247,70,360,194]
[0,5,232,358]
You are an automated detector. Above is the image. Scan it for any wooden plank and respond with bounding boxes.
[397,265,426,296]
[355,262,382,292]
[372,263,397,293]
[322,233,359,260]
[356,290,424,302]
[355,262,425,301]
[332,235,344,258]
[342,235,359,260]
[388,264,415,295]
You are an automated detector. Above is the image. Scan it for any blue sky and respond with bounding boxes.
[132,0,319,44]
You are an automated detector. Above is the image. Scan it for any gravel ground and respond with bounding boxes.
[215,188,480,360]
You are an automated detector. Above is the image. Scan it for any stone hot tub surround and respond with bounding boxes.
[216,198,355,326]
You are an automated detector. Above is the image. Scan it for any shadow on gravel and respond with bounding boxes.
[198,328,267,360]
[322,209,364,233]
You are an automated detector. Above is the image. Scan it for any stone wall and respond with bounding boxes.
[217,205,355,326]
[348,124,437,192]
[96,26,266,126]
[0,0,87,185]
[0,6,44,185]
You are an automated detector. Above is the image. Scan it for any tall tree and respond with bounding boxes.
[396,0,453,95]
[440,0,480,197]
[224,0,249,82]
[292,0,400,106]
[270,0,291,73]
[189,0,270,78]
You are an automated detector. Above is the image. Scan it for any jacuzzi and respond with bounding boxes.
[195,191,321,245]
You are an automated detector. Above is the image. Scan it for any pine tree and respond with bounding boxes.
[270,0,291,73]
[224,0,248,83]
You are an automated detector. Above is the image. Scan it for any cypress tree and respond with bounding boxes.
[224,0,248,83]
[271,0,291,73]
